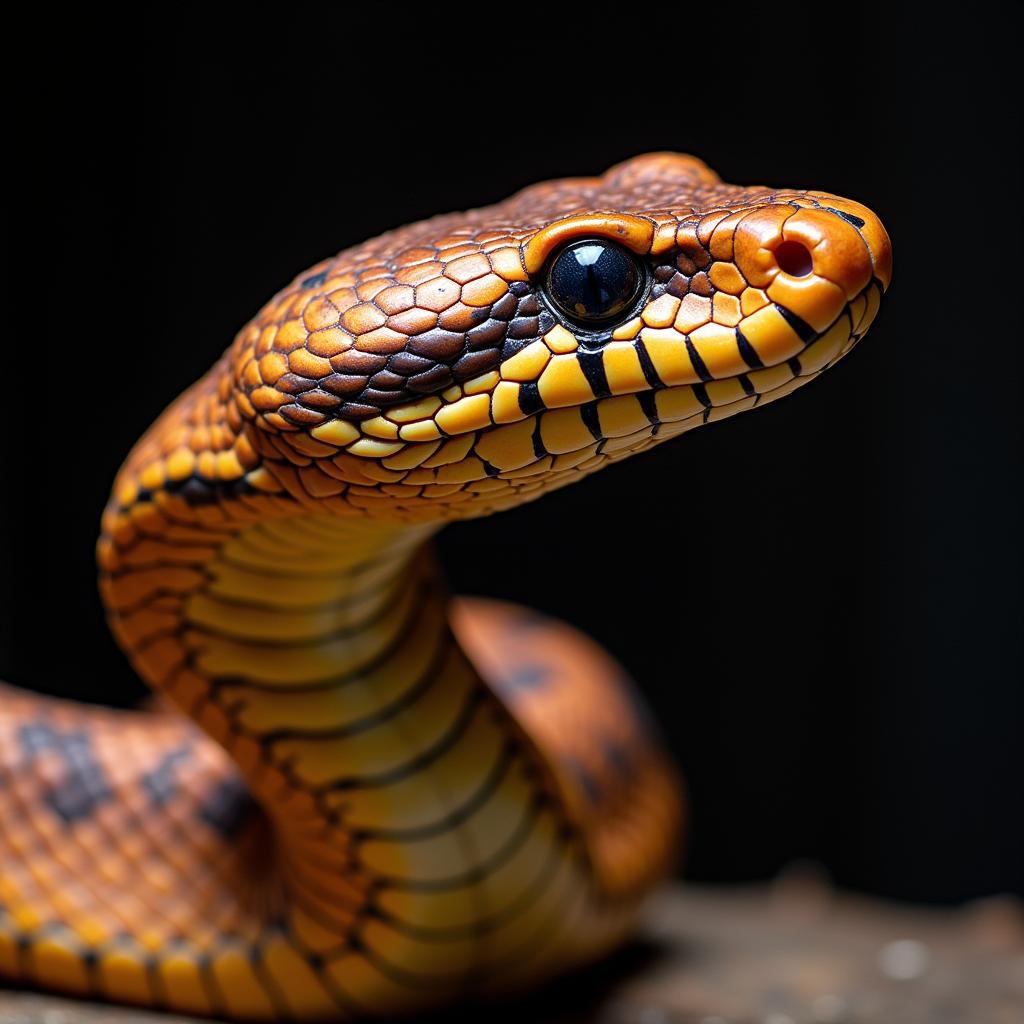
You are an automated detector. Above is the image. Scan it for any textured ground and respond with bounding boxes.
[1,875,1021,1023]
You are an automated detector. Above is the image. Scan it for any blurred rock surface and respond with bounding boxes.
[2,880,1021,1023]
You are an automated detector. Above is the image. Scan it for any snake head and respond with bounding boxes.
[226,153,891,520]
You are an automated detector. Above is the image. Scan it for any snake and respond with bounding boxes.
[0,153,891,1020]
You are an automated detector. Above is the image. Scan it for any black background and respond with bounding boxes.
[8,6,1021,904]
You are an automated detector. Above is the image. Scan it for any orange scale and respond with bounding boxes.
[394,261,443,287]
[325,286,357,309]
[374,284,415,316]
[354,280,389,303]
[342,302,387,335]
[396,246,438,266]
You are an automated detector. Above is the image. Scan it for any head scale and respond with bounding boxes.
[222,153,891,522]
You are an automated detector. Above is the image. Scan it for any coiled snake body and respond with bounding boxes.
[0,154,891,1019]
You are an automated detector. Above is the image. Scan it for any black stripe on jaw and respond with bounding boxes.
[684,338,712,382]
[774,304,818,344]
[637,390,660,425]
[576,349,611,398]
[735,328,765,369]
[580,402,602,441]
[635,338,665,389]
[634,338,665,433]
[531,418,546,459]
[693,383,712,424]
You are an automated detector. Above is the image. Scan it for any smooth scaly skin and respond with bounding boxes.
[0,154,891,1019]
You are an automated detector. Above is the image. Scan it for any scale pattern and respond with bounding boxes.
[0,153,891,1019]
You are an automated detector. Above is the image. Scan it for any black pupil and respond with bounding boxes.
[547,241,640,323]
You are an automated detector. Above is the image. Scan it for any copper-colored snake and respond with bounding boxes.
[0,153,891,1019]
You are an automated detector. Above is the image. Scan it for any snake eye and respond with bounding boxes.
[545,240,643,325]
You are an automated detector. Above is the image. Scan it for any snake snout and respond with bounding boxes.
[720,196,891,359]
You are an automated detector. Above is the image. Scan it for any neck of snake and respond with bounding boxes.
[103,508,535,934]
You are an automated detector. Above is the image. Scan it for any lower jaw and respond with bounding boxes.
[440,283,883,517]
[604,280,883,453]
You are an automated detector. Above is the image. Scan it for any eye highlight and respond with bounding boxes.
[544,240,643,326]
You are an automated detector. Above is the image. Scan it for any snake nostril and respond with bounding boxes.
[775,240,814,277]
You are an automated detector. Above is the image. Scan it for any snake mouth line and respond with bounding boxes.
[477,280,884,486]
[690,278,883,405]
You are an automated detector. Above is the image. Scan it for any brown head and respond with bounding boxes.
[199,153,891,522]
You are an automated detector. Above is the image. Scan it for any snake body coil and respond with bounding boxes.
[0,154,891,1019]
